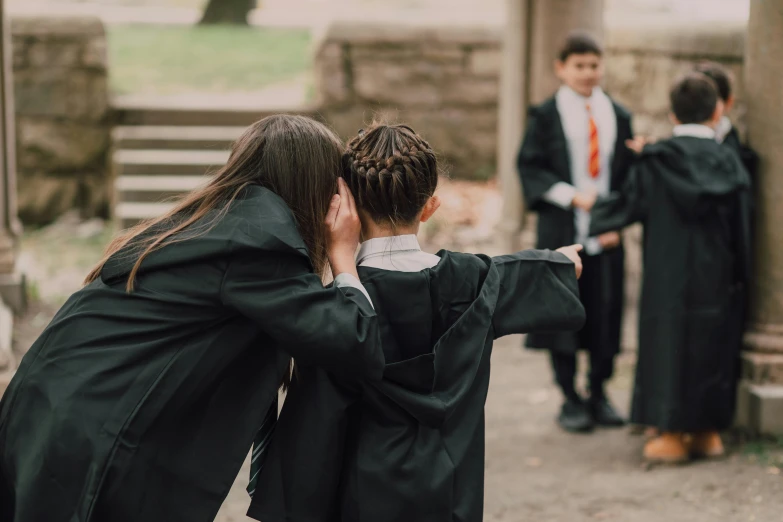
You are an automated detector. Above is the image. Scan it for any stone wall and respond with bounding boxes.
[314,22,502,180]
[314,20,746,179]
[12,17,110,225]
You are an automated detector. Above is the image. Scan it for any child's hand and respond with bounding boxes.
[625,136,653,154]
[572,189,597,212]
[555,244,584,279]
[325,178,361,277]
[598,231,621,250]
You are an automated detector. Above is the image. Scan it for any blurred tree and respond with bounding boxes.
[199,0,256,25]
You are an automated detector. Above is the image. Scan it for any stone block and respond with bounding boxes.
[14,69,108,121]
[349,43,422,62]
[314,43,351,107]
[82,37,108,69]
[28,40,82,69]
[11,16,105,39]
[741,351,783,384]
[604,52,641,107]
[17,171,111,226]
[12,37,28,69]
[748,385,783,436]
[353,61,445,106]
[443,76,499,107]
[605,21,745,59]
[469,48,502,77]
[17,118,109,171]
[635,55,684,116]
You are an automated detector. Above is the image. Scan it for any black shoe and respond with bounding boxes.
[557,398,594,433]
[589,397,626,427]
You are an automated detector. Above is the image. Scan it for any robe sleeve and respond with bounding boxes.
[491,250,586,339]
[221,250,385,381]
[247,367,360,522]
[517,109,567,210]
[590,162,652,237]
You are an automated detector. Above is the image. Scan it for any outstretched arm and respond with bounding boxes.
[590,163,651,237]
[492,249,586,339]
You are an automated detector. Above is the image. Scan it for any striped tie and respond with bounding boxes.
[587,103,600,178]
[247,395,278,498]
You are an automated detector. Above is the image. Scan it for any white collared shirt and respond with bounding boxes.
[356,235,441,272]
[673,124,717,140]
[333,272,374,309]
[714,116,732,144]
[543,85,618,255]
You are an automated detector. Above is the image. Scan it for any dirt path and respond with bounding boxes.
[216,337,783,522]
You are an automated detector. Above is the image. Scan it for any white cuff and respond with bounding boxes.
[542,182,577,210]
[584,237,603,256]
[334,273,374,310]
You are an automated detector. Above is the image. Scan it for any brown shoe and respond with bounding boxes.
[643,432,689,464]
[690,431,725,459]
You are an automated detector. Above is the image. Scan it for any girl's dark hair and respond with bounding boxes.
[558,30,603,62]
[86,114,343,290]
[694,61,732,102]
[343,122,438,227]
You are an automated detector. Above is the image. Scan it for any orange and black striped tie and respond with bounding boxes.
[587,103,600,178]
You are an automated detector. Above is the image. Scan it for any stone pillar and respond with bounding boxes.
[497,0,604,249]
[737,0,783,435]
[0,0,22,392]
[495,0,529,252]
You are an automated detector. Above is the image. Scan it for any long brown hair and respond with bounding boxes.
[343,122,438,228]
[85,114,343,290]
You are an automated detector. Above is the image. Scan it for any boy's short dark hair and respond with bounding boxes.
[694,61,732,101]
[670,72,719,124]
[558,31,603,62]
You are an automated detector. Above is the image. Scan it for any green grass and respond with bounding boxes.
[107,25,312,95]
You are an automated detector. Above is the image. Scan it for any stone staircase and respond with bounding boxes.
[112,96,316,229]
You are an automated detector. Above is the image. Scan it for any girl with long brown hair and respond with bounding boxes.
[0,115,384,522]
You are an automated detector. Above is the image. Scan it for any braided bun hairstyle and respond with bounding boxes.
[343,122,439,227]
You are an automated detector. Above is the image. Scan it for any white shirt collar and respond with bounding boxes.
[557,85,604,106]
[672,124,716,140]
[356,235,422,265]
[714,116,732,143]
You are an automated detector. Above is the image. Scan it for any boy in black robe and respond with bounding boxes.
[590,73,752,463]
[517,31,634,432]
[247,123,587,522]
[694,61,759,181]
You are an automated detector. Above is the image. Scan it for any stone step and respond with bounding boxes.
[113,126,245,150]
[114,149,230,176]
[112,95,318,127]
[115,201,177,230]
[115,175,210,203]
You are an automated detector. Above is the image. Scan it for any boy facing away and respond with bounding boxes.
[245,123,587,522]
[590,73,752,463]
[517,31,635,433]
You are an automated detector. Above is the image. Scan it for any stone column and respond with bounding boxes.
[0,0,20,391]
[495,0,529,252]
[738,0,783,435]
[497,0,604,250]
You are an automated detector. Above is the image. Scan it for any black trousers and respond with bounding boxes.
[550,249,622,401]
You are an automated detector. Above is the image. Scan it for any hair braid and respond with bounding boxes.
[343,122,439,227]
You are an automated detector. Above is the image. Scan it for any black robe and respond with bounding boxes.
[247,250,586,522]
[590,136,752,432]
[0,186,385,522]
[517,96,634,355]
[722,125,759,184]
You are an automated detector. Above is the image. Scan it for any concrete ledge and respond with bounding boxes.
[605,21,745,59]
[747,384,783,436]
[322,20,503,46]
[11,16,105,38]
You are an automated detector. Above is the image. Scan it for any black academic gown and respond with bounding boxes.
[590,137,752,432]
[0,186,384,522]
[517,96,634,356]
[722,125,759,184]
[247,249,586,522]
